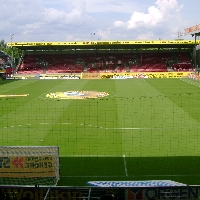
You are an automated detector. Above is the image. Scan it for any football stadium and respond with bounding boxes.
[1,30,200,199]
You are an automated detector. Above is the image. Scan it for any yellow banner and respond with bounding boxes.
[82,73,101,79]
[100,72,194,79]
[0,69,6,73]
[0,146,59,178]
[0,156,56,178]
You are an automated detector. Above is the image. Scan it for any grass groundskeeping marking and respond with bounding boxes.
[1,79,200,186]
[0,94,29,98]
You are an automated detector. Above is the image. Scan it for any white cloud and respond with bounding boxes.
[0,0,196,42]
[84,0,138,13]
[96,28,112,40]
[156,0,182,12]
[21,22,44,35]
[137,32,156,40]
[114,0,183,30]
[0,0,92,41]
[114,21,126,28]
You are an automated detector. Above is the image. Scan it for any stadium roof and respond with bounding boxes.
[7,40,200,51]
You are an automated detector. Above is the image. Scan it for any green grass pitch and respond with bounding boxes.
[1,78,200,186]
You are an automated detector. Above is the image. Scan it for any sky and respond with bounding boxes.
[1,0,200,43]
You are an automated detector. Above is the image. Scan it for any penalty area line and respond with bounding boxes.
[60,154,119,157]
[62,174,193,177]
[105,127,156,130]
[123,154,128,177]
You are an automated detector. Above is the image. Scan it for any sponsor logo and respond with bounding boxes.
[0,147,59,179]
[112,75,133,79]
[0,156,56,177]
[46,91,109,99]
[61,75,80,79]
[127,187,199,200]
[87,180,187,187]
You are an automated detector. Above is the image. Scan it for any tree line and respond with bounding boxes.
[0,39,20,66]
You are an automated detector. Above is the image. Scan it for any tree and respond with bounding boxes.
[0,39,6,48]
[0,39,20,65]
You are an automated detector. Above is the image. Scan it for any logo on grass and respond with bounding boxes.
[46,91,109,99]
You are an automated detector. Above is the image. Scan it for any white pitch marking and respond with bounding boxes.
[60,154,118,157]
[62,174,190,177]
[123,154,128,177]
[11,122,162,131]
[62,175,126,178]
[105,127,155,130]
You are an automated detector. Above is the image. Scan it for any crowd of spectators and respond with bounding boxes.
[14,51,195,75]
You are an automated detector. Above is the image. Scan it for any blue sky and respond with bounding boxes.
[1,0,199,43]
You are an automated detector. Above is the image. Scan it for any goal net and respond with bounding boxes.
[0,146,59,186]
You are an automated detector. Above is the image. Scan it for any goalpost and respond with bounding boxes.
[0,146,60,186]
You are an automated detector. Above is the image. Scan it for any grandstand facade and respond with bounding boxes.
[6,40,200,77]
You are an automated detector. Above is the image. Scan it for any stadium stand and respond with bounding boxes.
[0,51,10,68]
[0,51,13,77]
[171,52,194,71]
[16,50,194,74]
